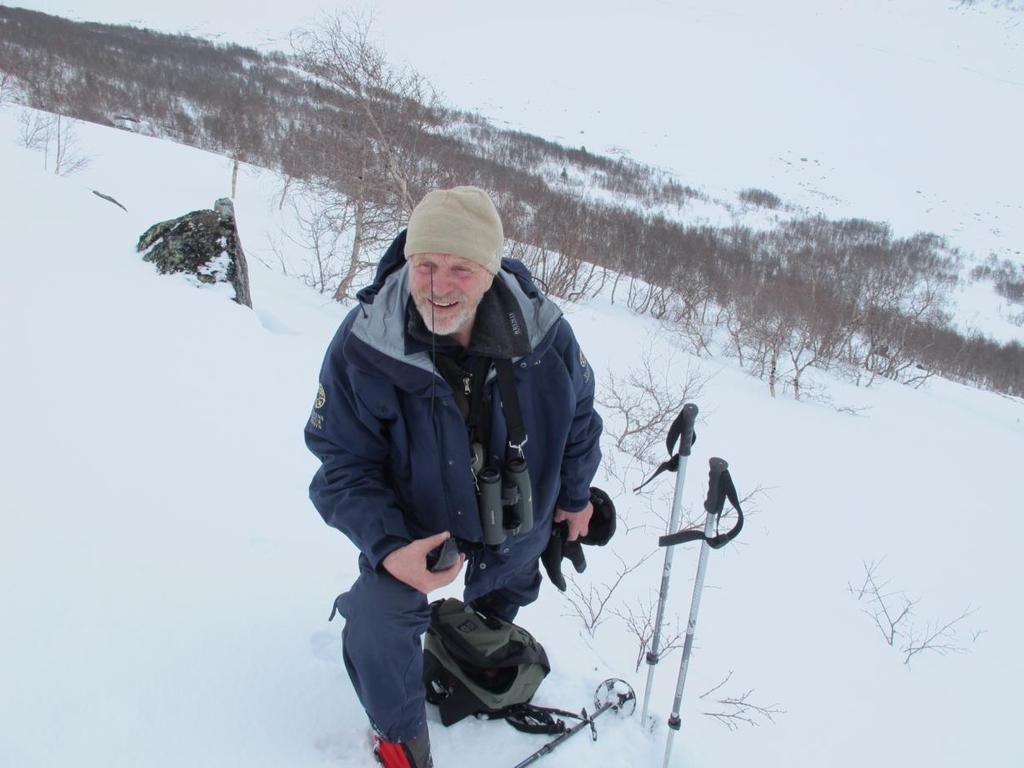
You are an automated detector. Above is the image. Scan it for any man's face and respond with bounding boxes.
[408,252,495,338]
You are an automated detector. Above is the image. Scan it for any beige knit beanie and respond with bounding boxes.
[404,186,504,274]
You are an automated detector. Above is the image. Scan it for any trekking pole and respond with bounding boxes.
[659,458,744,768]
[637,403,699,727]
[511,679,636,768]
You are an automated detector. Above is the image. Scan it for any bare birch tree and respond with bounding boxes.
[292,13,449,220]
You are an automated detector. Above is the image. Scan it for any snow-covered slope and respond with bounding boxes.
[14,0,1024,343]
[2,108,1023,768]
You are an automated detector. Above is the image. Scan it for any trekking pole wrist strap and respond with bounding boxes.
[659,458,744,550]
[632,403,698,492]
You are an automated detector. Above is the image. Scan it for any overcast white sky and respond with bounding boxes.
[13,0,1024,253]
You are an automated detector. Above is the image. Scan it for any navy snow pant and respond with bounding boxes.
[332,547,544,742]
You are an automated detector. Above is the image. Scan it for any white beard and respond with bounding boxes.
[412,291,481,337]
[417,301,474,336]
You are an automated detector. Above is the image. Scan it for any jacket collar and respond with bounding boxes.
[405,276,533,360]
[347,233,562,389]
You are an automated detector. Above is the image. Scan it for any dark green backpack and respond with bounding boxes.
[423,598,558,730]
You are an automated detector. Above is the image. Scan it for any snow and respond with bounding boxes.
[2,1,1024,763]
[2,105,1023,767]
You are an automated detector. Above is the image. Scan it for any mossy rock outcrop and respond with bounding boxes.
[136,198,252,307]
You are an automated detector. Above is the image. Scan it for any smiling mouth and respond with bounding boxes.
[430,299,459,309]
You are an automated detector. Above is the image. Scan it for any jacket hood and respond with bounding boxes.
[355,230,408,306]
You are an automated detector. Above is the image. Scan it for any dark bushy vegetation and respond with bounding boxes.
[738,188,783,210]
[2,6,1020,397]
[971,257,1024,305]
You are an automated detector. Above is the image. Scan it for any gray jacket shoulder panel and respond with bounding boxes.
[349,262,563,376]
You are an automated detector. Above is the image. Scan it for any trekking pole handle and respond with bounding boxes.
[670,403,699,458]
[661,457,744,550]
[703,457,730,516]
[632,403,698,494]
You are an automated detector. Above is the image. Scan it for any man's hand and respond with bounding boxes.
[554,501,593,542]
[382,531,465,594]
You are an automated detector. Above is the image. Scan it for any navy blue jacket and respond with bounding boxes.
[304,233,603,569]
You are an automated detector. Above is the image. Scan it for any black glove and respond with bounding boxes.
[541,487,617,592]
[542,522,587,591]
[583,487,616,546]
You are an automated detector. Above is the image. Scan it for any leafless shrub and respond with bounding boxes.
[597,343,709,494]
[562,550,657,636]
[972,255,1024,306]
[848,559,980,667]
[505,187,605,301]
[664,274,725,357]
[848,559,913,646]
[0,69,14,105]
[738,188,783,210]
[18,109,51,151]
[735,484,768,520]
[17,109,90,175]
[611,593,685,672]
[903,608,979,666]
[52,118,89,175]
[699,671,785,730]
[285,193,347,294]
[261,233,291,276]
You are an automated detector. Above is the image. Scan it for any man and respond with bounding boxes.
[305,186,602,768]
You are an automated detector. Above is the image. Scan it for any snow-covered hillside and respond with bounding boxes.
[14,0,1023,345]
[2,105,1023,768]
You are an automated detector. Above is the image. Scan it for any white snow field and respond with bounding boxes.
[1,96,1023,768]
[2,3,1024,765]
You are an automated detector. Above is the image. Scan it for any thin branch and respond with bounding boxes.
[698,671,785,731]
[562,549,656,636]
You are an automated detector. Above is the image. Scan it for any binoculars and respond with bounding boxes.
[477,458,533,546]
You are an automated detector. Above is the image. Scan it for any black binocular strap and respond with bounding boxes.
[456,357,526,464]
[494,358,528,456]
[659,465,744,550]
[466,355,493,455]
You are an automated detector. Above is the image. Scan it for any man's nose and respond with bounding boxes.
[431,268,456,295]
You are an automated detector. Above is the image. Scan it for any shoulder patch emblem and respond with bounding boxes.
[579,348,591,384]
[309,383,327,429]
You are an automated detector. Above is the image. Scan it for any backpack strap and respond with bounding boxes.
[435,680,490,727]
[431,680,578,733]
[495,703,585,735]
